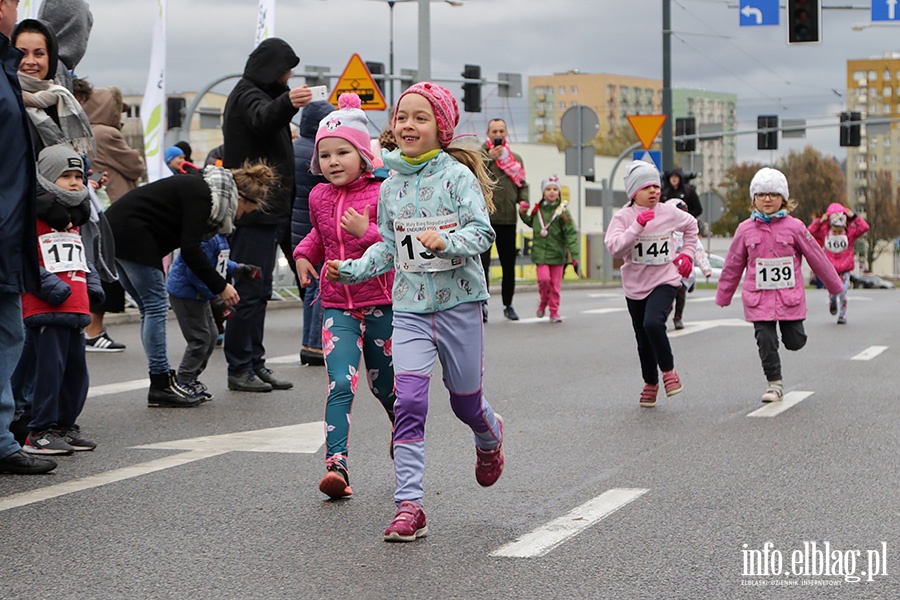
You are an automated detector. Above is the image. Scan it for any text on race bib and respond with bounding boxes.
[395,215,464,273]
[756,256,794,290]
[632,232,673,265]
[39,231,88,274]
[824,234,849,254]
[216,249,230,278]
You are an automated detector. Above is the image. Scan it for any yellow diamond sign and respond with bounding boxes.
[627,114,667,150]
[328,53,387,111]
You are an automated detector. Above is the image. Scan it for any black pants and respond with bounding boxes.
[28,325,89,433]
[626,285,678,385]
[480,223,518,307]
[753,320,807,382]
[224,223,280,376]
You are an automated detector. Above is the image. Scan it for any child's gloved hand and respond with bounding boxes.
[518,201,529,213]
[636,210,655,227]
[235,263,262,280]
[673,253,693,278]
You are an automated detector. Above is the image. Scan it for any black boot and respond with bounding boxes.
[148,371,202,408]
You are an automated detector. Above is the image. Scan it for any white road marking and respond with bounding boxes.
[746,391,814,418]
[267,353,301,364]
[851,346,888,361]
[687,296,717,303]
[0,422,324,513]
[581,308,628,315]
[490,488,649,558]
[668,318,752,338]
[587,292,623,299]
[87,379,149,398]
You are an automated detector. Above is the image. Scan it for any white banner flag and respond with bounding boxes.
[254,0,276,47]
[22,0,44,19]
[141,0,167,183]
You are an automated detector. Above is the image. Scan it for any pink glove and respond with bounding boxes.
[519,201,529,212]
[636,210,655,227]
[674,253,693,278]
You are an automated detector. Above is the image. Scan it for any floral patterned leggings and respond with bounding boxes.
[322,305,396,472]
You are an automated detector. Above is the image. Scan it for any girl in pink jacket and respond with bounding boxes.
[606,161,699,408]
[716,168,843,403]
[293,94,395,500]
[808,202,869,324]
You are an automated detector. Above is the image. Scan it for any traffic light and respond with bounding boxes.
[167,96,186,130]
[757,115,778,150]
[462,64,481,113]
[365,61,386,95]
[839,111,862,147]
[675,117,696,153]
[787,0,822,45]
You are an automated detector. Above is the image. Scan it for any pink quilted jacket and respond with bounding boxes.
[293,176,393,309]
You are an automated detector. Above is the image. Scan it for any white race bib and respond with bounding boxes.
[756,256,794,290]
[215,249,230,278]
[632,232,673,265]
[395,215,464,272]
[824,234,849,254]
[39,231,88,274]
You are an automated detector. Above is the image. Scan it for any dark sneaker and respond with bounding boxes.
[319,457,352,499]
[384,501,428,542]
[829,297,838,315]
[0,450,57,474]
[61,425,97,451]
[148,371,203,407]
[640,383,659,408]
[227,372,273,393]
[475,415,504,487]
[254,367,293,390]
[180,378,214,402]
[837,315,847,325]
[85,330,125,352]
[503,305,519,321]
[23,430,75,455]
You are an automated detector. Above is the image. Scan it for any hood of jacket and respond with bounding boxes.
[82,87,122,129]
[299,100,335,139]
[242,38,299,90]
[37,0,92,70]
[12,19,59,80]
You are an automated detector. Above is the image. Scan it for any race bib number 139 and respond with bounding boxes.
[756,256,794,290]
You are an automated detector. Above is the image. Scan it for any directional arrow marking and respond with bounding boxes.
[741,4,762,24]
[0,422,324,513]
[890,0,897,21]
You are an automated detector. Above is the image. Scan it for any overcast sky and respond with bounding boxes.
[70,0,898,163]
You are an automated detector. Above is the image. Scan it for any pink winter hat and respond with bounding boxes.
[826,202,848,227]
[394,82,459,148]
[311,93,375,175]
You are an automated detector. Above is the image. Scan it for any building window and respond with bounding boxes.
[885,69,893,81]
[559,86,566,95]
[869,70,878,80]
[559,101,566,110]
[571,85,578,94]
[884,87,893,97]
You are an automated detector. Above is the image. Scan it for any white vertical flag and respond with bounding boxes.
[254,0,276,47]
[141,0,167,182]
[22,0,44,19]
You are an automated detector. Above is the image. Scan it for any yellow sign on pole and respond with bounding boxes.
[627,114,667,150]
[328,54,387,111]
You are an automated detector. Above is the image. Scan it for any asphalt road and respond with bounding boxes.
[0,285,897,599]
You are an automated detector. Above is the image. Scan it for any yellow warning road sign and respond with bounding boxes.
[328,54,387,111]
[627,114,667,150]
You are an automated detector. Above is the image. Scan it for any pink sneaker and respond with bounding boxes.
[662,370,683,397]
[383,501,428,542]
[319,458,352,499]
[475,415,504,487]
[640,383,659,407]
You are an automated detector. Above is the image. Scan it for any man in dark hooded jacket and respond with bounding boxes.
[661,168,702,219]
[222,38,311,393]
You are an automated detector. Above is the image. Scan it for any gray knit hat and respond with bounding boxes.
[623,160,660,200]
[38,145,84,181]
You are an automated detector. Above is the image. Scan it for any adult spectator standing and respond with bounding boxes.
[661,168,702,219]
[0,0,57,474]
[81,85,144,352]
[481,118,528,322]
[222,38,311,392]
[290,100,334,366]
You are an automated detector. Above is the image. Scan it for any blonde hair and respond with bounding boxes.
[232,160,277,213]
[446,146,495,213]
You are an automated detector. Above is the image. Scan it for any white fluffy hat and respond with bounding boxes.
[749,167,789,201]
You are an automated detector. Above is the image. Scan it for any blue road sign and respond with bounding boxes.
[872,0,900,22]
[633,150,662,172]
[739,0,779,26]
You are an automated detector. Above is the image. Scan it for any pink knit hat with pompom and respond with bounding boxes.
[394,82,459,148]
[311,93,375,175]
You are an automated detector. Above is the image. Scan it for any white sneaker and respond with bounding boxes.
[761,380,784,403]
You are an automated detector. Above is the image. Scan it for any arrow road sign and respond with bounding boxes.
[873,0,900,21]
[739,0,779,26]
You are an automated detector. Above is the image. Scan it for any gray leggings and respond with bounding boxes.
[170,295,217,381]
[753,320,807,382]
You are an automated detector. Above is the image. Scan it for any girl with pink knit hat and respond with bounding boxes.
[807,202,869,324]
[293,93,396,500]
[325,82,503,542]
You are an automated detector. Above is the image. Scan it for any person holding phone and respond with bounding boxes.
[481,118,528,322]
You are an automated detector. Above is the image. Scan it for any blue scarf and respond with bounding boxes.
[751,209,787,223]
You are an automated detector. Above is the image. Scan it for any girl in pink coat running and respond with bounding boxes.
[716,168,843,403]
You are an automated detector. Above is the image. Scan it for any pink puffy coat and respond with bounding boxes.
[807,203,869,274]
[293,176,393,309]
[716,215,843,322]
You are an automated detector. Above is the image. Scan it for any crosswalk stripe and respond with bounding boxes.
[746,391,814,417]
[851,345,888,361]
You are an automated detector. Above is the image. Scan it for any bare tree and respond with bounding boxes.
[713,161,763,236]
[859,170,900,272]
[775,146,846,224]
